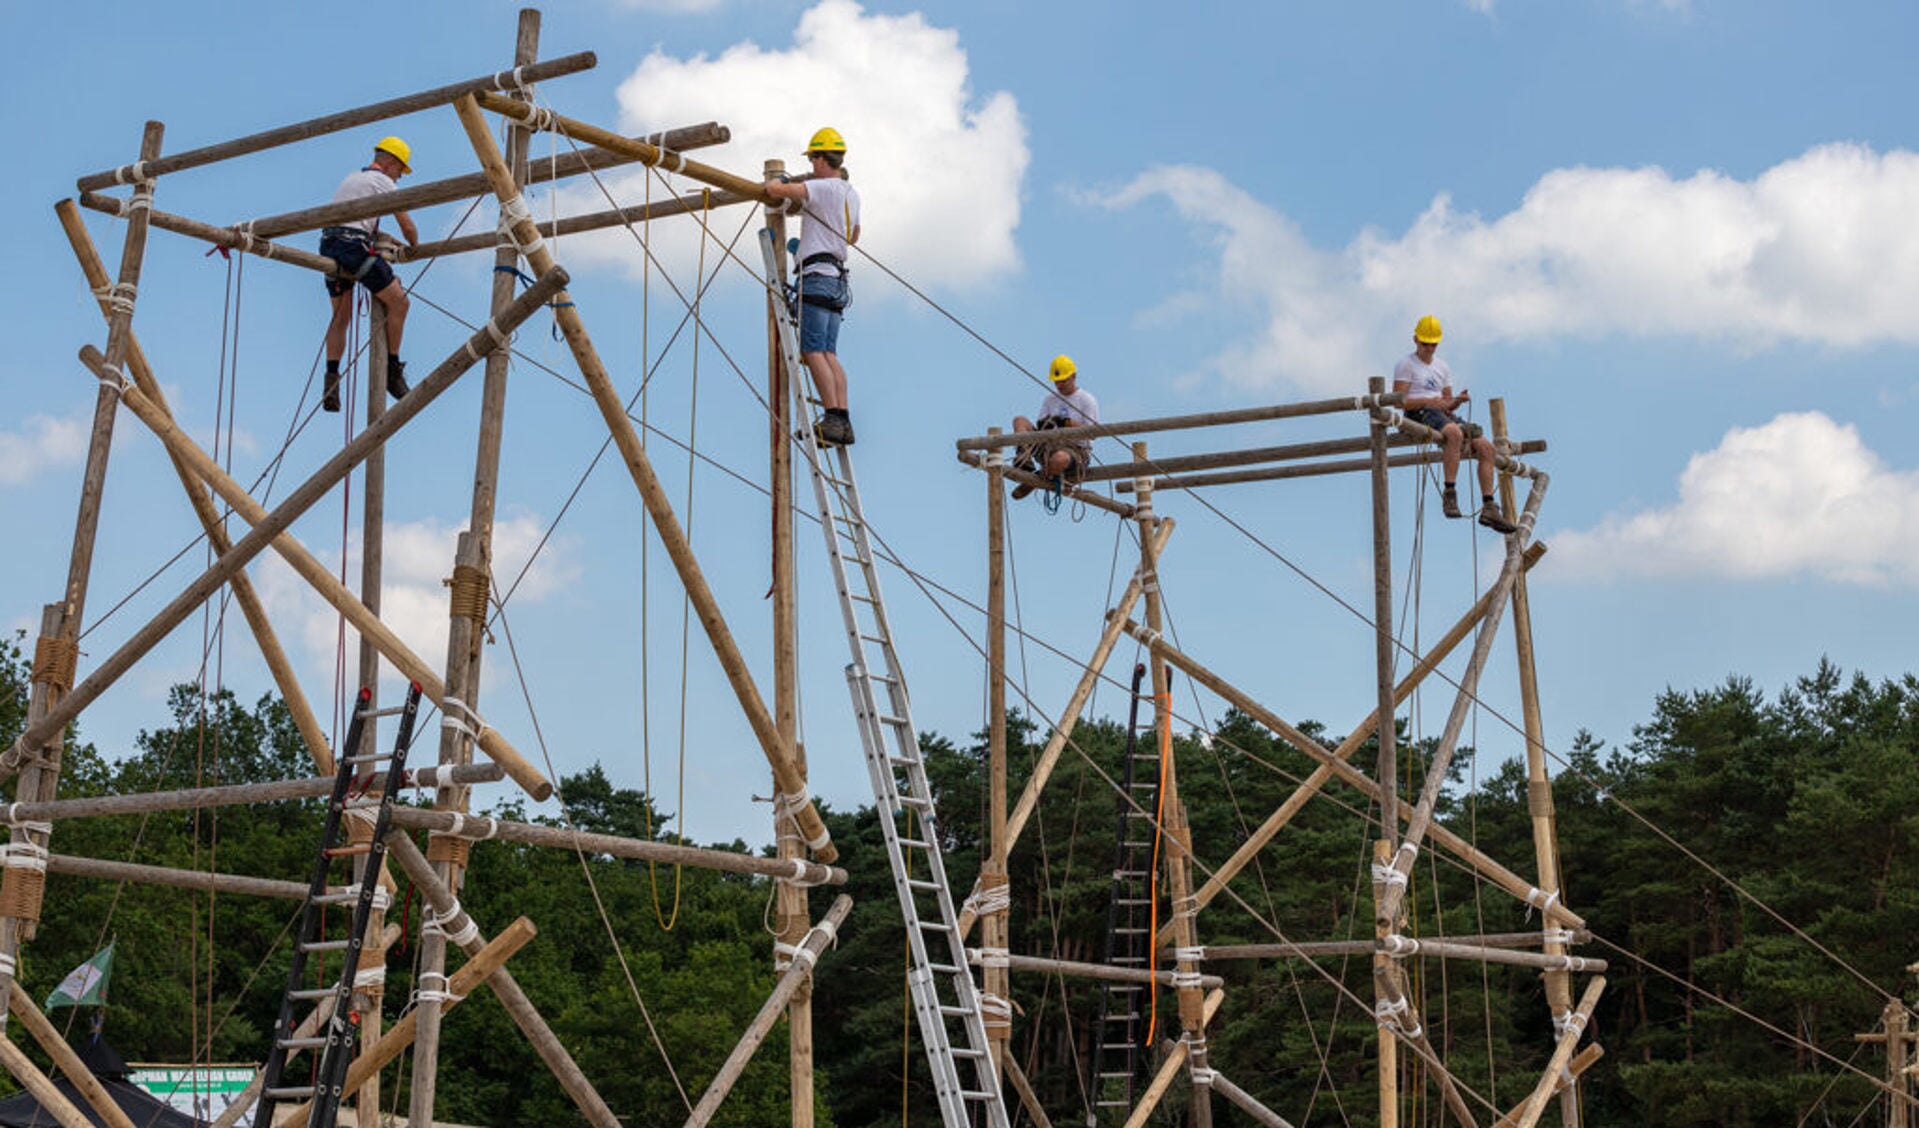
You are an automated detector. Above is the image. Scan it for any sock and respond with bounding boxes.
[390,357,404,372]
[1483,494,1495,506]
[1443,482,1456,492]
[325,360,340,376]
[827,407,849,420]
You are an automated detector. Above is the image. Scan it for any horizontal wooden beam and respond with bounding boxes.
[1118,440,1548,492]
[48,854,311,900]
[384,807,847,885]
[971,949,1224,989]
[1194,930,1591,961]
[76,53,597,191]
[398,186,756,261]
[955,451,1136,517]
[1081,432,1422,485]
[78,192,338,273]
[954,392,1403,452]
[244,121,729,239]
[6,763,502,823]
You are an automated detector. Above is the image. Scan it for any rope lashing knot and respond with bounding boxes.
[440,813,500,841]
[1542,927,1576,945]
[124,193,152,216]
[108,281,138,317]
[1381,934,1421,958]
[1170,970,1204,988]
[415,970,465,1007]
[0,813,52,837]
[230,221,258,255]
[1370,862,1408,890]
[652,148,687,174]
[439,697,490,745]
[971,946,1011,970]
[112,161,152,186]
[94,364,132,396]
[772,939,806,972]
[1525,886,1562,919]
[780,857,829,887]
[1189,1066,1218,1085]
[518,105,558,133]
[0,842,49,873]
[1374,996,1422,1039]
[491,65,531,93]
[1133,626,1162,650]
[407,764,460,791]
[0,953,15,977]
[771,786,811,824]
[983,450,1005,469]
[445,564,491,627]
[978,991,1013,1028]
[1562,955,1597,972]
[422,901,483,948]
[340,882,394,913]
[1138,568,1159,594]
[30,635,79,690]
[1552,1009,1589,1039]
[1172,945,1205,963]
[1173,893,1198,921]
[353,962,388,989]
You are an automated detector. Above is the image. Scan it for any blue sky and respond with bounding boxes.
[3,0,1916,851]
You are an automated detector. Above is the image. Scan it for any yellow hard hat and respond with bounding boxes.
[1049,354,1077,383]
[373,136,412,173]
[1414,315,1443,345]
[806,127,847,154]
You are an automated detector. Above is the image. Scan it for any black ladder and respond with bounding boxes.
[254,683,420,1128]
[1088,663,1160,1124]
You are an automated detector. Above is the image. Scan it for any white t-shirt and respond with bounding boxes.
[1392,353,1452,401]
[329,167,397,236]
[796,176,861,277]
[1038,386,1099,427]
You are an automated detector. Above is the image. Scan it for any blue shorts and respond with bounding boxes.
[1404,407,1483,440]
[321,234,397,298]
[796,273,847,355]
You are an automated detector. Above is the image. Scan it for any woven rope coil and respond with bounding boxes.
[31,635,78,690]
[447,565,490,625]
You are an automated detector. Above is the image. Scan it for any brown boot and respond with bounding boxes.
[1440,488,1464,519]
[1478,502,1518,535]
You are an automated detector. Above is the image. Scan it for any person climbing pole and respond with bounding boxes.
[318,135,418,414]
[1392,315,1517,534]
[765,127,862,446]
[1010,354,1100,500]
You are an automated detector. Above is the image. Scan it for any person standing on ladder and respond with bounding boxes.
[766,127,862,446]
[318,136,418,413]
[1393,315,1517,534]
[1010,354,1099,500]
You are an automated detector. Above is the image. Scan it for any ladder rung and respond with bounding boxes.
[342,753,391,764]
[928,963,961,975]
[950,1045,987,1058]
[877,713,909,728]
[277,1036,328,1049]
[312,891,362,905]
[265,1087,317,1100]
[887,755,921,767]
[960,1090,998,1101]
[916,920,951,934]
[906,878,941,891]
[290,988,334,1000]
[898,838,931,850]
[302,939,353,952]
[357,706,411,718]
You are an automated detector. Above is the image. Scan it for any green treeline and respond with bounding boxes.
[3,632,1916,1127]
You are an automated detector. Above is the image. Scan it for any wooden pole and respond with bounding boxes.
[77,192,338,273]
[0,121,164,1027]
[763,157,816,1128]
[453,93,835,861]
[401,187,759,262]
[7,992,137,1128]
[13,275,568,797]
[1375,475,1549,928]
[283,917,537,1126]
[1489,1046,1602,1128]
[1371,964,1477,1128]
[53,198,333,774]
[970,949,1224,989]
[413,17,543,1124]
[1507,977,1605,1128]
[383,807,845,883]
[1490,397,1578,1128]
[1369,377,1399,855]
[0,1036,94,1128]
[1375,936,1605,972]
[1375,841,1399,1128]
[0,605,63,1036]
[1081,431,1434,485]
[1118,620,1586,931]
[1193,930,1592,961]
[1165,542,1546,942]
[954,392,1401,451]
[382,830,622,1128]
[4,762,499,822]
[1121,988,1225,1128]
[1115,441,1548,493]
[1001,1054,1054,1128]
[1209,1072,1296,1128]
[46,854,310,900]
[1133,441,1212,1127]
[244,120,728,239]
[681,896,855,1128]
[982,430,1013,1067]
[76,54,596,190]
[955,451,1136,518]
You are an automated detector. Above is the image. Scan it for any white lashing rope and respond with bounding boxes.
[1374,995,1423,1040]
[353,962,387,988]
[492,65,530,93]
[1553,1009,1590,1039]
[339,882,394,913]
[415,970,465,1007]
[422,900,483,949]
[978,992,1013,1023]
[113,160,151,186]
[438,813,501,841]
[1381,934,1421,958]
[961,878,1011,918]
[1370,862,1408,889]
[1526,886,1562,919]
[773,916,840,972]
[109,281,138,317]
[1171,970,1204,988]
[1542,926,1577,945]
[408,764,462,790]
[1,810,53,836]
[439,697,491,745]
[0,842,49,872]
[973,946,1011,970]
[1172,945,1205,963]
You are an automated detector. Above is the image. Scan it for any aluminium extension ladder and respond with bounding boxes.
[255,683,421,1128]
[762,228,1010,1128]
[1087,663,1160,1124]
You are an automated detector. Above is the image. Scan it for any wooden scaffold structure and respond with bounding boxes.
[952,379,1604,1127]
[6,6,1618,1127]
[5,9,879,1126]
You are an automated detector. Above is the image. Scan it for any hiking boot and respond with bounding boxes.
[815,414,854,446]
[321,374,342,414]
[1478,502,1518,535]
[1440,489,1464,519]
[386,360,410,401]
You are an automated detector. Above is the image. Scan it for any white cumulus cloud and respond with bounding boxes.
[1094,143,1919,394]
[0,413,88,487]
[1551,412,1919,587]
[563,0,1026,293]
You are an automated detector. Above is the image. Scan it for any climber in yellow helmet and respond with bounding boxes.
[1392,316,1517,535]
[317,136,420,413]
[766,127,863,445]
[1009,354,1101,500]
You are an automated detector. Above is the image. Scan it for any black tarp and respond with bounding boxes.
[0,1038,207,1127]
